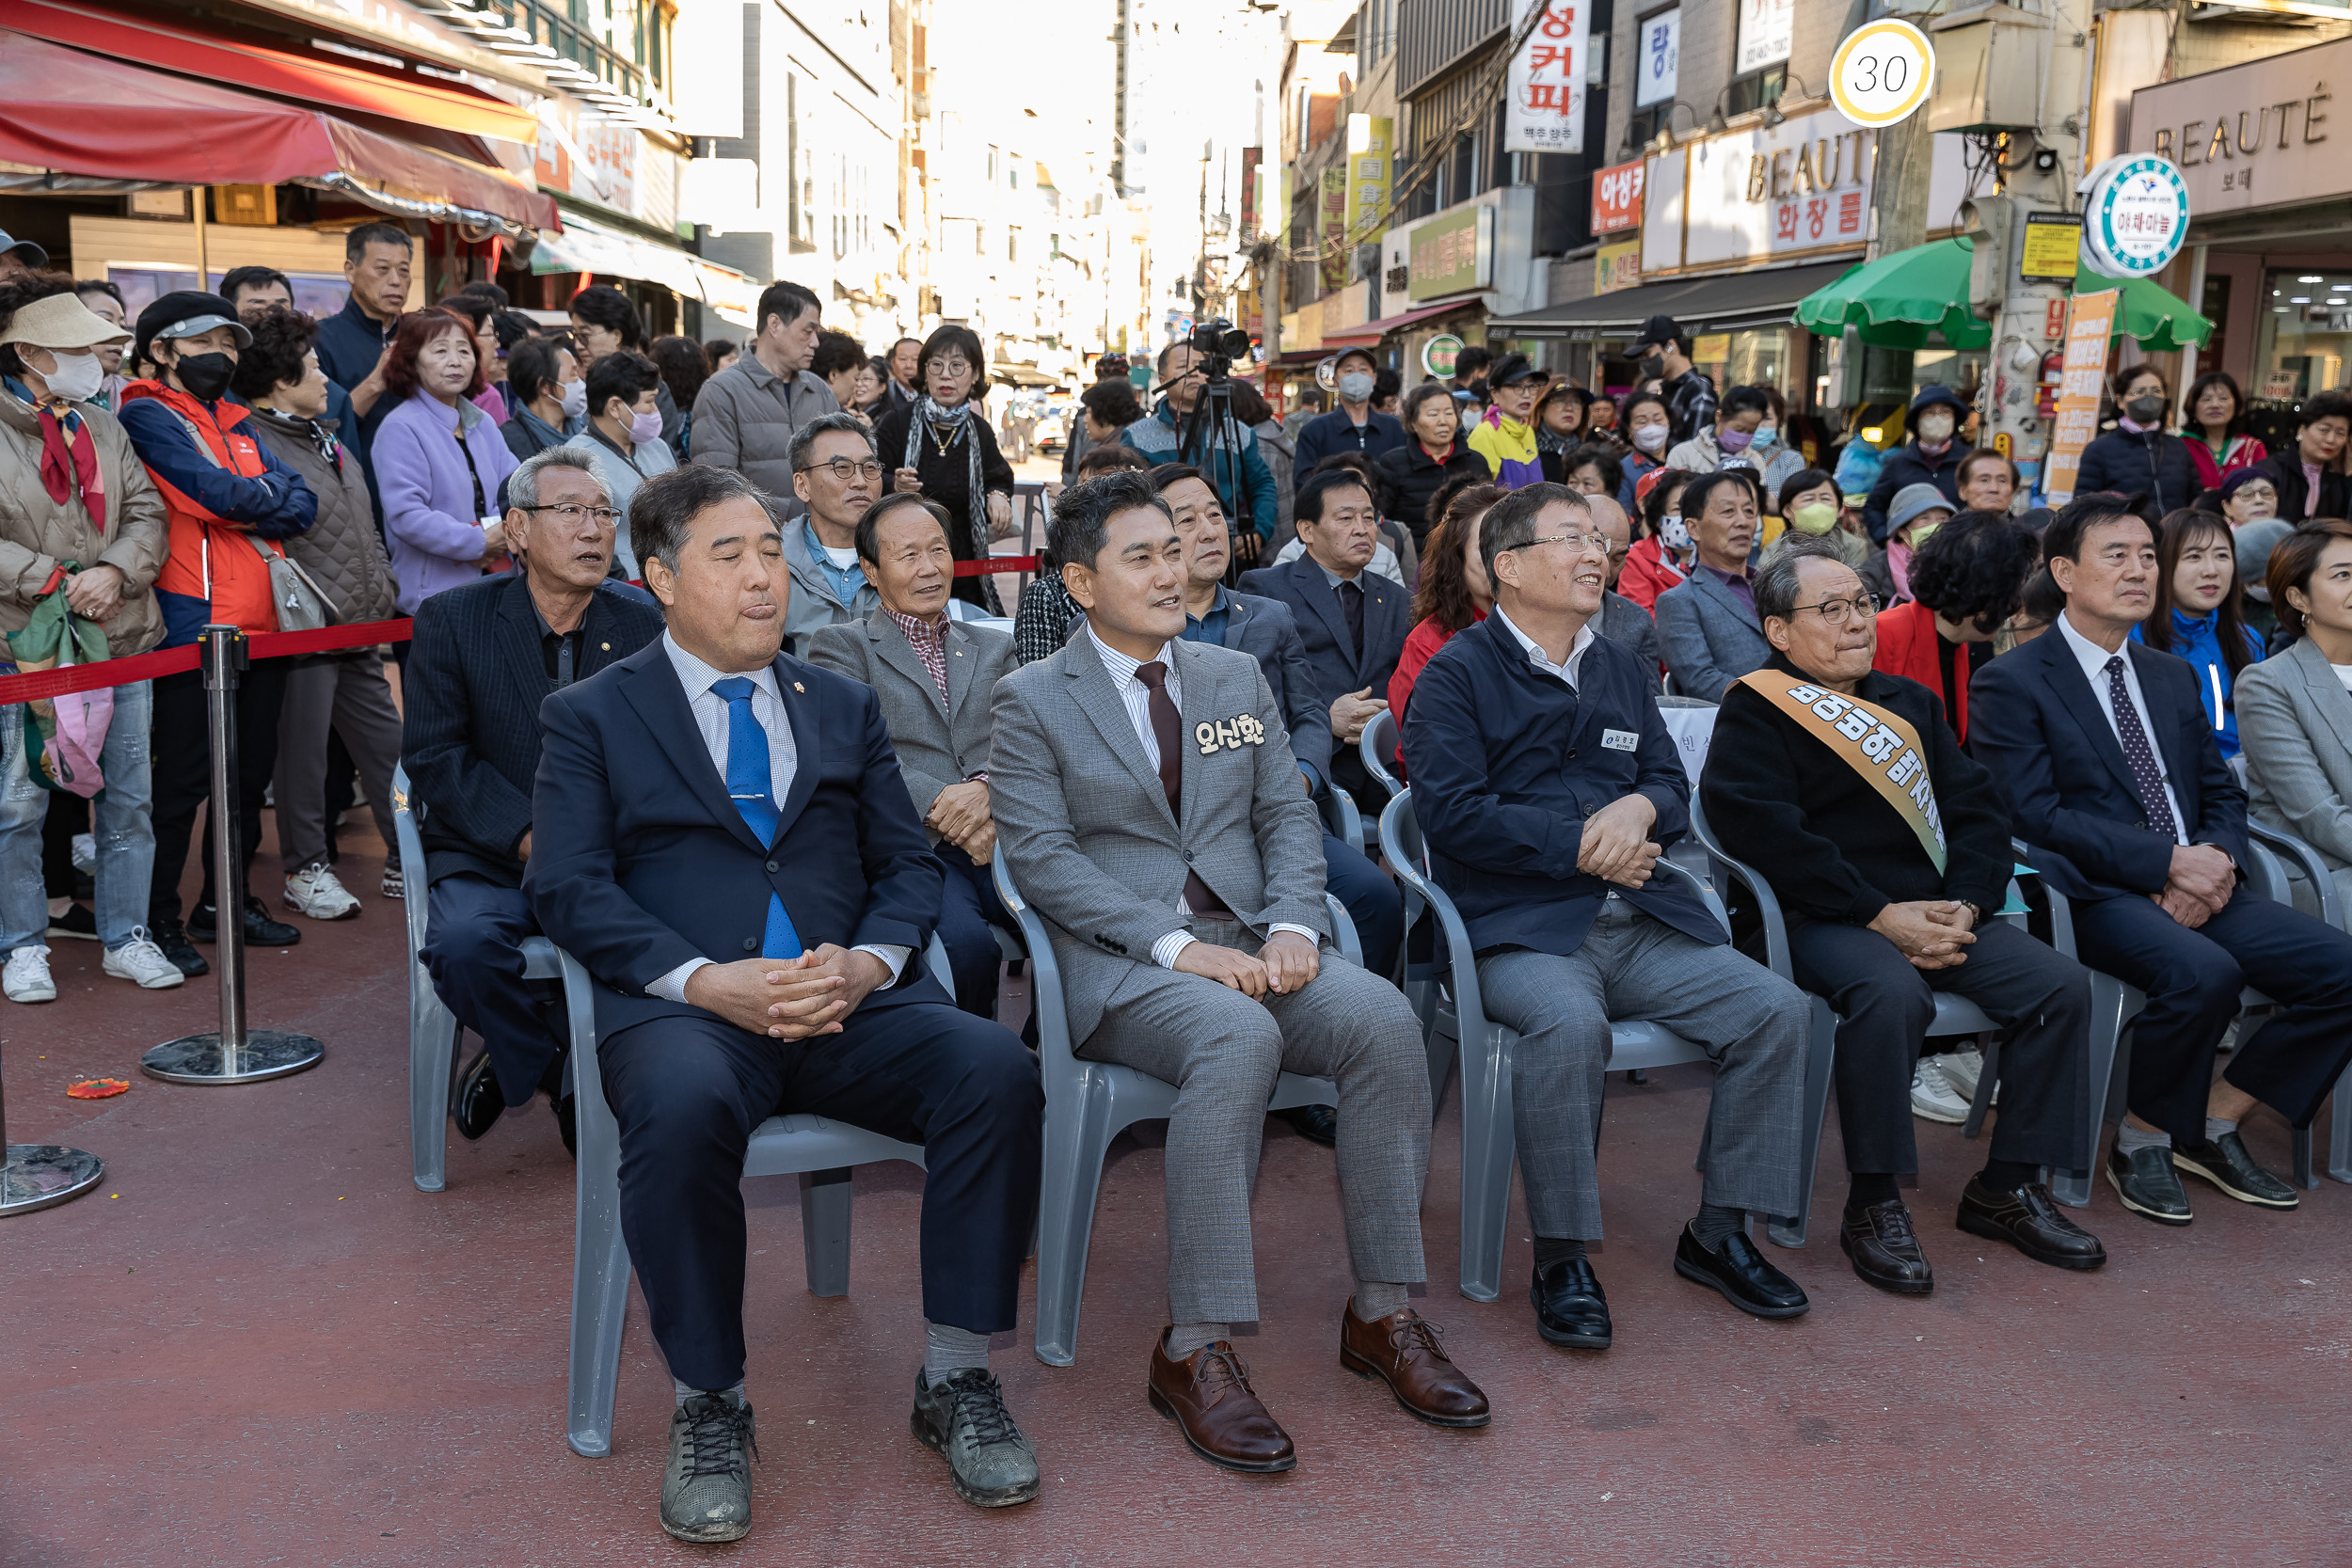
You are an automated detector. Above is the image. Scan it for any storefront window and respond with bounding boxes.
[2254,268,2352,402]
[1913,345,1986,407]
[1725,328,1788,395]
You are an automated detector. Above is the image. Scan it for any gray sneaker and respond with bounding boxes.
[660,1391,757,1544]
[911,1369,1041,1508]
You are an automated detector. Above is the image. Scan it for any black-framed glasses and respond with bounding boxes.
[798,457,885,482]
[1790,592,1882,626]
[523,502,619,526]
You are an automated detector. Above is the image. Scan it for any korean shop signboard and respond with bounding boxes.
[1642,100,1875,277]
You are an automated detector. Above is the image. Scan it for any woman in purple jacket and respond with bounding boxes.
[373,307,519,614]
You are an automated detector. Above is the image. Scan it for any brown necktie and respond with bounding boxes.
[1136,659,1230,919]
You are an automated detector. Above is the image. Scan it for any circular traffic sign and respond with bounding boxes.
[1830,20,1933,128]
[2079,153,2190,277]
[1422,333,1464,379]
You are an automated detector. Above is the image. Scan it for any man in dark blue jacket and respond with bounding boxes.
[526,464,1043,1543]
[1861,385,1973,541]
[1971,495,2352,1226]
[1406,483,1814,1346]
[1294,346,1406,473]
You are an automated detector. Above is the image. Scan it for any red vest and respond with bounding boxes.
[120,382,280,633]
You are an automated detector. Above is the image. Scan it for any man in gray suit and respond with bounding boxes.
[1588,494,1661,670]
[991,471,1489,1474]
[779,413,882,651]
[1655,470,1771,699]
[807,492,1017,1016]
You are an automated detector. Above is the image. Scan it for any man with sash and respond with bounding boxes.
[1406,483,1817,1346]
[1699,534,2106,1294]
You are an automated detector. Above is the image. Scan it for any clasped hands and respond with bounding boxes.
[927,778,995,865]
[684,943,892,1039]
[1868,900,1979,970]
[2153,844,2234,929]
[1174,929,1320,999]
[1579,794,1661,889]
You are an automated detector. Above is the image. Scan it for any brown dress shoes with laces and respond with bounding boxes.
[1148,1334,1297,1472]
[1338,1300,1492,1428]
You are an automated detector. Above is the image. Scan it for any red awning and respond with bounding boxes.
[0,0,543,145]
[1321,299,1477,348]
[0,30,557,232]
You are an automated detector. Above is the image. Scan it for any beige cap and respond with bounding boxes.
[4,293,132,350]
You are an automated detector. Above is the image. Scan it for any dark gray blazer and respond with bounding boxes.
[804,608,1013,835]
[1238,553,1412,707]
[1654,566,1769,702]
[1598,589,1660,672]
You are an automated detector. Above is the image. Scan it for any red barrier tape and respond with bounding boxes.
[955,556,1038,577]
[0,617,414,706]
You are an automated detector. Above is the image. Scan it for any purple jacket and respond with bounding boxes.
[374,388,520,613]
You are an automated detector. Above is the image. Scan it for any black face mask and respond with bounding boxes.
[172,351,236,403]
[2125,394,2166,423]
[1636,352,1666,380]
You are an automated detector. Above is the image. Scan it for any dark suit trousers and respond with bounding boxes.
[2071,886,2352,1140]
[936,851,1018,1017]
[149,661,289,921]
[421,873,566,1104]
[1324,831,1402,977]
[600,1002,1042,1393]
[1789,919,2090,1176]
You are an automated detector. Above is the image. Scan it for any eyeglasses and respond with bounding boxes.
[1789,592,1882,626]
[1509,530,1615,556]
[523,502,619,526]
[799,458,886,482]
[930,357,974,377]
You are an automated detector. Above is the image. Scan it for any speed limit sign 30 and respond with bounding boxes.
[1830,19,1933,127]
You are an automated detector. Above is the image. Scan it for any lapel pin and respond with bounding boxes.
[600,641,611,651]
[792,681,806,693]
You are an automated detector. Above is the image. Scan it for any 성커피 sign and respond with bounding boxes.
[2079,153,2190,277]
[1506,0,1591,154]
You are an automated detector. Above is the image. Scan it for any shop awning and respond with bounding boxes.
[1321,299,1479,348]
[1487,261,1862,339]
[0,0,542,145]
[0,29,557,235]
[532,209,756,322]
[1792,237,2214,353]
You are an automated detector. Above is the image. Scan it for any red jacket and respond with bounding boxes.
[1615,536,1689,612]
[1870,597,1970,742]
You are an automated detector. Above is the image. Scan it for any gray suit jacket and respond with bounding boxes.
[2236,635,2352,868]
[805,609,1013,833]
[1598,589,1660,672]
[991,630,1330,1044]
[1655,567,1769,702]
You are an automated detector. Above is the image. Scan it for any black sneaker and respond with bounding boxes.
[190,896,303,948]
[44,903,100,942]
[2106,1145,2193,1226]
[2174,1132,2298,1210]
[661,1390,757,1543]
[149,916,210,977]
[911,1369,1041,1508]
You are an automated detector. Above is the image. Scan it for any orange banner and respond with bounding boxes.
[2042,289,2118,506]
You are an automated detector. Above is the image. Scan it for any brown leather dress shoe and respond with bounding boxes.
[1339,1300,1491,1428]
[1147,1334,1296,1473]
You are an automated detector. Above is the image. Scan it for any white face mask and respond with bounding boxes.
[558,378,588,420]
[34,346,103,404]
[1659,515,1692,551]
[1915,411,1956,444]
[1632,422,1669,453]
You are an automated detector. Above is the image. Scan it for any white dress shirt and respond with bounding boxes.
[1084,625,1318,969]
[646,631,911,1003]
[2055,612,2187,846]
[1494,604,1599,690]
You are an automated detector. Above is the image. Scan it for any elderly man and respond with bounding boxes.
[1406,483,1815,1344]
[1698,535,2106,1292]
[993,470,1487,1474]
[529,464,1043,1539]
[807,493,1019,1017]
[781,412,883,650]
[405,449,665,1152]
[1655,470,1770,701]
[1586,493,1659,667]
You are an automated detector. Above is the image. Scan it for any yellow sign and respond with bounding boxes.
[2043,290,2121,504]
[2021,214,2083,280]
[1692,332,1732,363]
[1830,19,1933,128]
[1595,238,1643,294]
[1344,115,1393,245]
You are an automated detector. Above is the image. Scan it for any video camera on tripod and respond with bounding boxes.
[1159,318,1263,574]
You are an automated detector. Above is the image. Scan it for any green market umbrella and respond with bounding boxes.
[1792,236,2212,353]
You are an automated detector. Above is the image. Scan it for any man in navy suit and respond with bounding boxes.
[1406,483,1814,1345]
[1240,468,1412,819]
[526,465,1044,1543]
[1971,494,2352,1225]
[405,448,664,1152]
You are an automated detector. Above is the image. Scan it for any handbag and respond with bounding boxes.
[250,534,339,631]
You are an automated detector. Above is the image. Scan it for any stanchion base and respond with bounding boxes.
[2,1144,103,1215]
[141,1030,325,1085]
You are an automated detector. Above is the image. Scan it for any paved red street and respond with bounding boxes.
[5,812,2348,1567]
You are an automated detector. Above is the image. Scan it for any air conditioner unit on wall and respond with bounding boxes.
[1927,5,2049,135]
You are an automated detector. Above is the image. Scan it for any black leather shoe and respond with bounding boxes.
[1530,1257,1612,1348]
[1273,1103,1338,1148]
[1673,1224,1809,1319]
[453,1048,505,1141]
[149,916,209,977]
[1840,1199,1933,1295]
[553,1092,578,1157]
[2106,1145,2192,1225]
[189,896,303,947]
[1956,1177,2107,1269]
[2174,1133,2297,1209]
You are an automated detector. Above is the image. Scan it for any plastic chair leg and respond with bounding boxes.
[2329,1062,2352,1185]
[2054,975,2132,1209]
[1032,1075,1118,1367]
[1960,1036,2000,1141]
[1455,1024,1518,1304]
[566,1092,631,1459]
[1768,997,1837,1249]
[800,1168,854,1296]
[409,981,457,1194]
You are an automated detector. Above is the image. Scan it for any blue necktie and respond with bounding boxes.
[711,676,803,960]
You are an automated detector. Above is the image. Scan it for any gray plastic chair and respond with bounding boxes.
[1319,783,1365,854]
[1360,710,1403,800]
[564,939,950,1458]
[392,763,563,1195]
[993,846,1359,1367]
[2237,819,2352,1186]
[1378,790,1836,1300]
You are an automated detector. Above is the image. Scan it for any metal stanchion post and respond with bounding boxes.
[141,625,325,1085]
[0,1038,103,1215]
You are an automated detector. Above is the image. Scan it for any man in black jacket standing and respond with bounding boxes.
[405,448,665,1149]
[1699,535,2106,1294]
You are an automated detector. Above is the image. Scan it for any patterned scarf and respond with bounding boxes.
[903,396,1001,614]
[35,402,105,534]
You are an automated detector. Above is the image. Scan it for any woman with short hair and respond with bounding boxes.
[373,307,521,614]
[501,337,584,465]
[2183,370,2267,493]
[872,324,1017,611]
[1372,381,1486,548]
